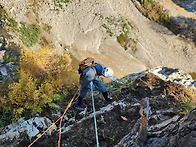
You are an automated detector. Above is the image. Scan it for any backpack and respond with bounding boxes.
[78,57,96,74]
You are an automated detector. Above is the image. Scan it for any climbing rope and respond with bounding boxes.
[90,81,99,147]
[28,91,79,147]
[58,91,79,147]
[28,82,100,147]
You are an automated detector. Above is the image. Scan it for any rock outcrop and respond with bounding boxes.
[146,108,196,147]
[0,67,195,147]
[0,60,16,78]
[1,0,196,78]
[0,117,57,147]
[124,66,196,90]
[117,107,196,147]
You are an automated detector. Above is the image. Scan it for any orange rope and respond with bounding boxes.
[58,93,79,147]
[28,91,79,147]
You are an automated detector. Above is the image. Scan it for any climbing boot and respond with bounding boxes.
[77,97,83,109]
[102,92,113,101]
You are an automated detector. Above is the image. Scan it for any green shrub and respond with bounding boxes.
[181,102,196,114]
[3,47,21,63]
[102,24,113,37]
[0,5,18,32]
[19,22,41,47]
[7,18,18,28]
[0,76,13,98]
[0,6,40,47]
[0,107,12,127]
[122,22,130,34]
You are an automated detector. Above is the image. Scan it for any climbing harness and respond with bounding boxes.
[90,81,99,147]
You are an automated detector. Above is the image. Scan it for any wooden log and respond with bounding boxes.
[116,97,149,147]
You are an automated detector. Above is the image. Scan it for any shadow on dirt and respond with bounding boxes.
[170,16,196,43]
[172,0,196,13]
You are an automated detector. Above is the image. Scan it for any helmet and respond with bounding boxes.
[103,67,114,78]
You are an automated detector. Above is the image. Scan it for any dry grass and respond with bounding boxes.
[189,72,196,80]
[134,0,170,25]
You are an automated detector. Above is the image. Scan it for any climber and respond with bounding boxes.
[77,57,116,109]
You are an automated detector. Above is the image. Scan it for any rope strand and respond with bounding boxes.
[90,81,99,147]
[28,91,78,147]
[58,92,79,147]
[28,85,100,147]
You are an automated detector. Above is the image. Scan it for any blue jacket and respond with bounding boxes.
[79,63,106,99]
[79,62,116,99]
[93,63,105,76]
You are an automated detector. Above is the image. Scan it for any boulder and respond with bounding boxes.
[0,50,5,61]
[149,67,196,89]
[146,108,196,147]
[125,67,196,89]
[0,66,8,76]
[0,117,57,147]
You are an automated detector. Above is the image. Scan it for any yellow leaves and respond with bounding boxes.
[7,46,79,120]
[14,107,24,120]
[21,46,73,79]
[8,73,37,106]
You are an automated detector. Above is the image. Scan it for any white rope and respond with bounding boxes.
[90,81,99,147]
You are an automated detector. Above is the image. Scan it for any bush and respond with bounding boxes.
[117,33,129,45]
[0,6,40,47]
[19,22,41,47]
[0,107,12,127]
[6,46,79,120]
[137,0,170,25]
[117,33,137,51]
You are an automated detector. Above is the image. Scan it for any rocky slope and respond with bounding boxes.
[0,67,195,147]
[0,0,196,79]
[0,1,196,146]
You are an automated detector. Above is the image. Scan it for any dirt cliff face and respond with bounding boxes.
[0,0,196,79]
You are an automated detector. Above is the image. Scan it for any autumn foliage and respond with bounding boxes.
[7,47,79,120]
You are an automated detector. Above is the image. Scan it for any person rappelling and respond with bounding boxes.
[77,57,116,109]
